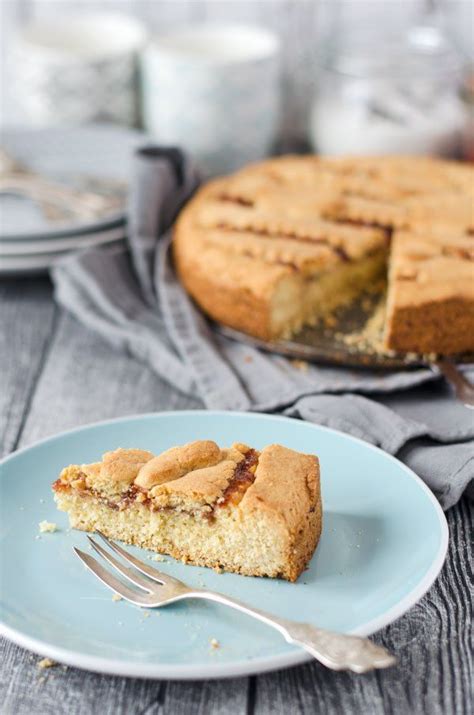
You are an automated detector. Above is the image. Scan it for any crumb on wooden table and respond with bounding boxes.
[38,657,57,669]
[38,520,58,534]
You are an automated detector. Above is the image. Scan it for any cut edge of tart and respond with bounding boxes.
[53,440,322,582]
[173,173,389,343]
[384,227,474,355]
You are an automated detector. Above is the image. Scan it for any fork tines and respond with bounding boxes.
[74,531,181,606]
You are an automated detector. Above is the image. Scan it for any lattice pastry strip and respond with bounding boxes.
[324,196,409,229]
[201,229,342,273]
[403,195,474,229]
[196,201,386,259]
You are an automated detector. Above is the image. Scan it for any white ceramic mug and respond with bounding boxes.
[13,13,147,126]
[141,24,281,176]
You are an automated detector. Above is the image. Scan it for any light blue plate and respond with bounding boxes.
[0,411,448,679]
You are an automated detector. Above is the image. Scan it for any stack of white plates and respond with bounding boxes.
[0,125,144,277]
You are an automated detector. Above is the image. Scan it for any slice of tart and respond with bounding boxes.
[384,228,474,354]
[53,440,322,582]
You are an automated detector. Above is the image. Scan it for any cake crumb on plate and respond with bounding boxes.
[38,520,57,533]
[38,657,56,669]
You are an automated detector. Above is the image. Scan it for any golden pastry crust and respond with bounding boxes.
[53,440,321,582]
[173,155,474,353]
[101,448,154,483]
[384,228,474,353]
[135,440,221,489]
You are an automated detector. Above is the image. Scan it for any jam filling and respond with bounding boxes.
[53,477,131,512]
[216,448,258,509]
[52,449,259,518]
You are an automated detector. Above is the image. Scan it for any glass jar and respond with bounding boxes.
[310,18,466,157]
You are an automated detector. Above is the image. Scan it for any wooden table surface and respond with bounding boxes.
[1,278,472,715]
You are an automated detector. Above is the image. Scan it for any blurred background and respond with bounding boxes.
[1,0,473,150]
[0,0,472,275]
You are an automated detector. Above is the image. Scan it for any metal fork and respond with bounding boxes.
[74,531,396,673]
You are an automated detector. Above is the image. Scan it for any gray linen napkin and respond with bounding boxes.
[52,147,474,509]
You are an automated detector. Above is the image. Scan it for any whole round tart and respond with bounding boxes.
[173,155,474,355]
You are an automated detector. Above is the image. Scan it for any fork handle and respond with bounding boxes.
[191,590,396,672]
[433,359,474,408]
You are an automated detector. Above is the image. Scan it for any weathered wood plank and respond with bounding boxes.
[0,279,57,457]
[159,678,249,715]
[14,308,201,449]
[0,643,251,715]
